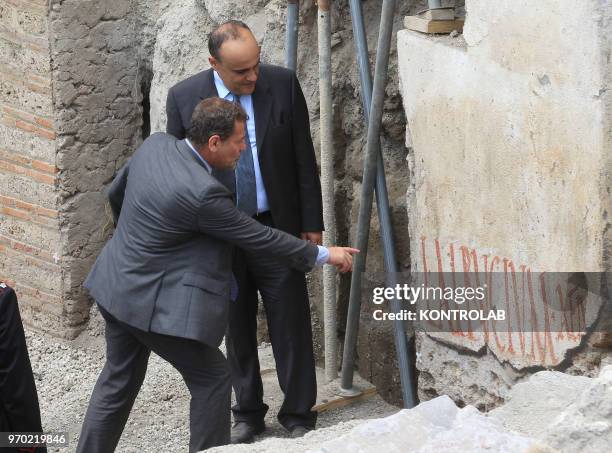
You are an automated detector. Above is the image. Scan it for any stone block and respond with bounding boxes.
[416,333,518,410]
[0,34,50,76]
[541,365,612,452]
[489,370,591,438]
[0,77,53,116]
[15,9,47,36]
[0,3,15,30]
[312,395,536,453]
[0,248,61,294]
[0,169,57,208]
[0,122,55,162]
[0,210,60,252]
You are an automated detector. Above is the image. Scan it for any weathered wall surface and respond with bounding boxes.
[147,0,422,404]
[0,0,464,406]
[49,0,145,336]
[0,0,61,329]
[1,0,146,336]
[398,0,612,406]
[149,0,476,406]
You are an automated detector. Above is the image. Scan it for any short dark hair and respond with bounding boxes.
[208,20,251,60]
[186,98,247,148]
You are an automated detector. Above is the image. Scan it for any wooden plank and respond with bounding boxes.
[416,7,455,21]
[313,387,378,413]
[404,16,464,34]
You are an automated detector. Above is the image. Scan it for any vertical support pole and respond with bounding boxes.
[340,0,417,409]
[343,0,416,407]
[318,0,337,382]
[285,0,299,70]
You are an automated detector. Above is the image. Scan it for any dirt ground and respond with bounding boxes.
[28,305,398,452]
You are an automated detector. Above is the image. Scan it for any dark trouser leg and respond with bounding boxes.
[254,257,317,430]
[227,214,317,430]
[226,249,269,425]
[79,306,231,453]
[126,323,231,452]
[77,307,150,453]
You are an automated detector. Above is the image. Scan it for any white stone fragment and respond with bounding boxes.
[541,366,612,453]
[489,370,591,437]
[308,396,536,453]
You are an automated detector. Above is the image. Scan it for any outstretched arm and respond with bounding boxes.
[197,188,358,273]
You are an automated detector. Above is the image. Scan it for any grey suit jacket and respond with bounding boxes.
[84,133,318,347]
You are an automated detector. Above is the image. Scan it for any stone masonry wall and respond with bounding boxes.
[1,0,145,337]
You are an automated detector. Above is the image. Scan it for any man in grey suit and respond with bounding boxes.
[76,98,357,453]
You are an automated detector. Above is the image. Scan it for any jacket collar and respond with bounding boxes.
[176,138,210,172]
[198,68,219,100]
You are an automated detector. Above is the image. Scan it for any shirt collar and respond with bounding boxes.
[185,139,212,174]
[213,71,232,100]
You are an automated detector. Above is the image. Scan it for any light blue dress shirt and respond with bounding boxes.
[213,71,269,214]
[185,139,330,266]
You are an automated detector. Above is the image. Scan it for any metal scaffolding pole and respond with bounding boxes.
[318,0,338,382]
[341,0,415,407]
[285,0,299,70]
[339,0,416,408]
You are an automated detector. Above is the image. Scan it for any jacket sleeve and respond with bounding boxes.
[106,161,130,226]
[166,87,186,139]
[197,186,318,272]
[291,73,324,232]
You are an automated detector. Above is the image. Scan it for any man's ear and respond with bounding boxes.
[208,134,220,151]
[208,56,217,69]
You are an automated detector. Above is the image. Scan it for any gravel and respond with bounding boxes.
[26,305,398,452]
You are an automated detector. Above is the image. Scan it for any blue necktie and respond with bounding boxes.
[233,94,258,216]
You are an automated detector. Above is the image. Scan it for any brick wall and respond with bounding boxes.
[1,0,143,337]
[0,0,63,332]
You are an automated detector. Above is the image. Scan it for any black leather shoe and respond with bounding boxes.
[230,421,266,444]
[289,425,313,438]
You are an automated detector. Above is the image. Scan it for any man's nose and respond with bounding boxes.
[246,69,257,82]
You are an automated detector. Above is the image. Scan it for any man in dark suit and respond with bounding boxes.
[0,283,46,453]
[77,98,356,452]
[166,20,324,442]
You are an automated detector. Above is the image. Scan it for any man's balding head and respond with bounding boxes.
[208,20,252,60]
[208,21,260,95]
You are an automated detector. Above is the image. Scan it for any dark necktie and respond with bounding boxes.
[233,94,258,216]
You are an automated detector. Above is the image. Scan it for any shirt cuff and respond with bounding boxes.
[315,245,330,266]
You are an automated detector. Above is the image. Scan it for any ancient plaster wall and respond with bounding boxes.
[398,0,612,406]
[48,0,145,337]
